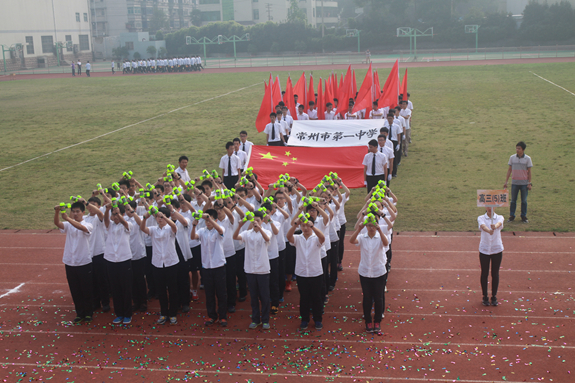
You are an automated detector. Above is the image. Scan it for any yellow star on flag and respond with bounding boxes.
[285,151,291,157]
[259,152,278,160]
[282,162,288,166]
[292,157,297,161]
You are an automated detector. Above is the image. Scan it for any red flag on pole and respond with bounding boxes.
[352,70,357,98]
[400,68,408,100]
[379,60,400,110]
[316,78,325,120]
[332,73,338,100]
[307,74,315,112]
[255,80,273,132]
[285,76,297,120]
[247,145,368,189]
[272,75,282,108]
[293,72,306,111]
[352,63,373,116]
[337,66,353,118]
[324,76,334,109]
[373,70,382,99]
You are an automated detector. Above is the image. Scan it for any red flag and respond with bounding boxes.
[400,68,408,100]
[293,72,307,111]
[380,60,399,110]
[272,75,282,108]
[373,70,382,99]
[255,81,273,132]
[324,76,334,109]
[307,74,315,112]
[336,66,353,118]
[285,76,297,120]
[247,145,368,189]
[352,70,357,99]
[331,73,338,100]
[316,78,325,120]
[352,63,373,116]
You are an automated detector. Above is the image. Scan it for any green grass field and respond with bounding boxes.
[1,62,574,231]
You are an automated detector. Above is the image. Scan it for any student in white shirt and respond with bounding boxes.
[175,155,191,183]
[296,104,309,121]
[219,142,242,189]
[399,101,412,157]
[104,204,133,324]
[124,201,148,313]
[261,202,287,316]
[478,207,504,307]
[344,103,359,120]
[239,130,253,154]
[264,113,285,147]
[349,216,389,335]
[377,134,394,186]
[385,113,403,178]
[140,207,179,325]
[324,102,336,120]
[363,139,388,193]
[233,210,272,329]
[83,197,111,313]
[271,191,292,303]
[369,101,385,119]
[85,61,91,77]
[286,213,326,330]
[190,209,228,327]
[307,101,318,120]
[188,187,209,301]
[333,179,351,272]
[77,60,82,75]
[168,199,193,313]
[233,138,248,172]
[280,107,294,140]
[54,202,94,323]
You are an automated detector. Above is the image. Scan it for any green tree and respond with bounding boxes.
[133,51,141,60]
[158,46,167,58]
[191,9,202,27]
[146,45,157,58]
[149,8,168,34]
[112,46,130,60]
[287,0,307,24]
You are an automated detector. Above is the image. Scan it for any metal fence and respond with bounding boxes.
[4,44,574,75]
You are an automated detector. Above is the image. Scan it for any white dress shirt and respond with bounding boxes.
[296,112,309,121]
[61,221,93,267]
[197,227,226,269]
[148,225,179,268]
[84,214,105,256]
[478,213,504,255]
[175,216,193,261]
[175,167,191,183]
[239,140,253,154]
[262,220,281,259]
[378,145,394,169]
[363,151,388,176]
[104,221,133,263]
[126,215,146,260]
[356,232,387,278]
[240,229,271,274]
[370,108,385,119]
[264,122,285,143]
[234,150,248,170]
[219,154,241,176]
[290,234,323,277]
[324,110,336,120]
[307,109,318,119]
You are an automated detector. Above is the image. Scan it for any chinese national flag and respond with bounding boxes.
[247,145,368,189]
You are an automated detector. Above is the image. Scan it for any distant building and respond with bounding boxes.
[0,0,93,71]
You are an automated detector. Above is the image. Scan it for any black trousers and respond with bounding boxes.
[145,246,156,296]
[202,266,227,321]
[223,175,238,190]
[297,275,323,323]
[235,248,247,299]
[92,253,110,308]
[268,141,284,146]
[366,174,385,193]
[392,140,402,176]
[247,273,270,324]
[321,256,328,298]
[225,253,238,307]
[176,241,190,307]
[86,70,90,77]
[66,263,93,318]
[154,264,179,317]
[106,259,133,318]
[360,274,387,324]
[269,257,280,307]
[338,225,346,263]
[190,245,202,272]
[285,242,296,275]
[479,252,503,297]
[327,241,339,288]
[277,249,286,300]
[132,258,147,309]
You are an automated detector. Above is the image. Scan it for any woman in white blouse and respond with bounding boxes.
[478,207,504,307]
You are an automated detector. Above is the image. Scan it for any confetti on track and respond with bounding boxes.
[0,230,573,382]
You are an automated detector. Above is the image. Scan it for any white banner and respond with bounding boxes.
[287,120,385,147]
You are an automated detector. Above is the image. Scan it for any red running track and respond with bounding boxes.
[0,230,573,382]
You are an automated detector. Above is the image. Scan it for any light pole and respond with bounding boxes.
[465,25,480,53]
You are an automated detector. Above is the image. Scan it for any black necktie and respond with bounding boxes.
[228,155,232,176]
[271,123,276,140]
[389,124,393,141]
[371,153,376,176]
[380,147,382,153]
[242,143,245,151]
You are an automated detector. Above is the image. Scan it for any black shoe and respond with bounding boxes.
[508,216,515,222]
[491,297,498,306]
[102,304,111,313]
[328,285,335,292]
[182,305,190,313]
[337,263,343,271]
[238,296,247,302]
[73,316,83,324]
[84,316,93,323]
[482,297,490,306]
[228,306,235,313]
[521,216,529,223]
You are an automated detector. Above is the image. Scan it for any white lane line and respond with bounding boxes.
[0,82,261,173]
[0,283,25,299]
[0,362,541,382]
[3,329,573,350]
[531,71,575,96]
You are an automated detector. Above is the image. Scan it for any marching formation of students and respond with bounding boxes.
[55,130,399,334]
[120,56,203,74]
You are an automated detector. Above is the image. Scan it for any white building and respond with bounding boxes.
[0,0,93,71]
